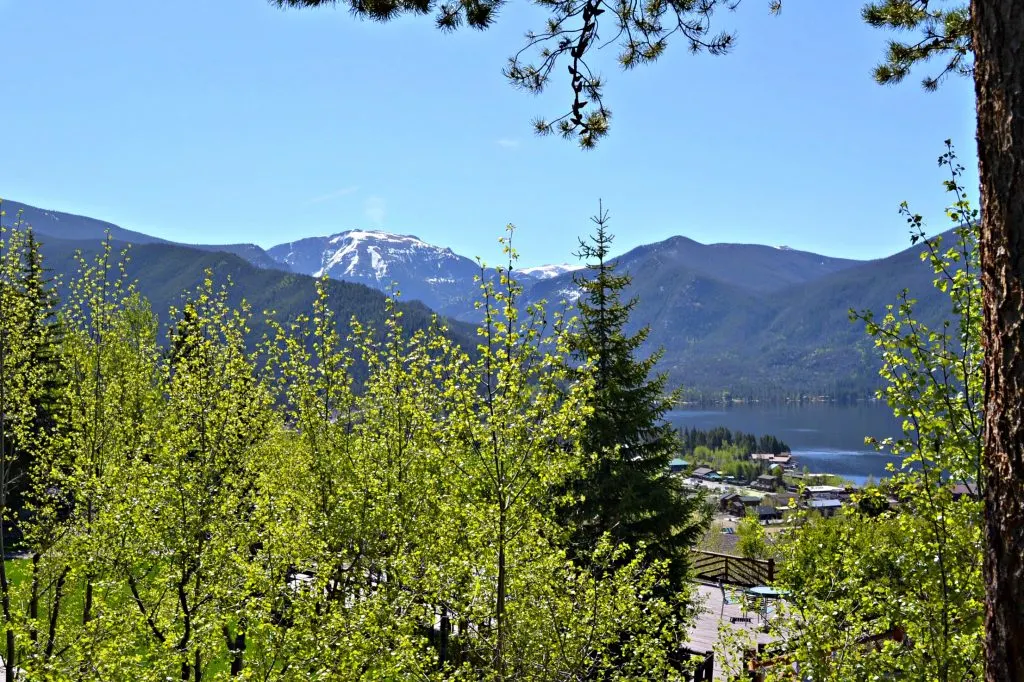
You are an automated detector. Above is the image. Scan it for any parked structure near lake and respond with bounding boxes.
[806,498,843,517]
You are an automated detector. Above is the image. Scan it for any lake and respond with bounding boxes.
[668,402,906,485]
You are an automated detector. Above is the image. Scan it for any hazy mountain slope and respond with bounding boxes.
[654,235,952,397]
[523,233,952,398]
[7,197,961,397]
[35,236,477,381]
[612,236,861,294]
[745,235,952,393]
[3,199,288,272]
[3,199,169,244]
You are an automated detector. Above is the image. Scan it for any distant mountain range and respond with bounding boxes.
[268,230,583,317]
[1,198,956,398]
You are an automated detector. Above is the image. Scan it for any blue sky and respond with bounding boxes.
[0,0,978,267]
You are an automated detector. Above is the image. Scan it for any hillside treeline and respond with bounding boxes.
[0,227,705,680]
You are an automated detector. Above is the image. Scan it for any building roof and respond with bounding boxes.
[738,495,762,504]
[808,499,843,508]
[669,458,689,468]
[806,485,845,494]
[756,474,777,482]
[750,453,775,461]
[692,467,715,477]
[755,505,780,516]
[720,492,740,502]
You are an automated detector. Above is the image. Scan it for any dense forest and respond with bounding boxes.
[0,217,714,680]
[679,427,790,457]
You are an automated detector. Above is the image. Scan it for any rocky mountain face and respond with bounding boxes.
[267,231,483,317]
[266,231,586,316]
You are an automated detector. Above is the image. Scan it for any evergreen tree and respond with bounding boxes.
[10,227,62,543]
[563,202,707,589]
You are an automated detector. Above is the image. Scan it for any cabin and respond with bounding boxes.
[753,474,779,491]
[669,458,689,474]
[719,492,740,512]
[750,453,775,462]
[691,466,722,482]
[806,498,843,518]
[771,454,793,467]
[730,495,763,517]
[755,505,782,522]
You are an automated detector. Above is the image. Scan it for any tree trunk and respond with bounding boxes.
[496,509,506,681]
[29,553,39,645]
[972,1,1024,679]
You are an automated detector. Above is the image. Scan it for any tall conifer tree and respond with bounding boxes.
[11,228,62,540]
[564,203,706,589]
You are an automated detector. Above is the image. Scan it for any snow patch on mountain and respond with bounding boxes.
[268,229,484,316]
[517,263,584,280]
[557,287,582,303]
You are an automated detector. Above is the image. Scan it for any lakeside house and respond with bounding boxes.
[669,458,689,474]
[806,498,843,517]
[719,492,740,512]
[803,485,847,500]
[755,505,782,522]
[751,452,794,466]
[729,495,763,517]
[692,466,722,482]
[753,474,779,491]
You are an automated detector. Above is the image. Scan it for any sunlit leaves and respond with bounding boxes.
[752,144,985,681]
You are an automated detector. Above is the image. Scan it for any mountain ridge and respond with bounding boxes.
[2,197,956,398]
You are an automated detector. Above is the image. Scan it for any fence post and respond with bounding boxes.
[767,557,775,583]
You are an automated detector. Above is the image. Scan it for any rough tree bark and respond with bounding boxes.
[972,1,1024,680]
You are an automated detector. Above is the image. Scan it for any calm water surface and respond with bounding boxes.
[668,402,905,485]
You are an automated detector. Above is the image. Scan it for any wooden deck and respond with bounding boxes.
[686,583,778,679]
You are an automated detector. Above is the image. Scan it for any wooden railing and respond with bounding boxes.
[681,649,715,681]
[691,550,774,587]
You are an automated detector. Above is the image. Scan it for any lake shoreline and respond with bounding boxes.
[670,403,905,484]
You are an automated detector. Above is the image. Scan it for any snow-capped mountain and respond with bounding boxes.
[268,230,484,316]
[516,263,585,280]
[268,231,593,318]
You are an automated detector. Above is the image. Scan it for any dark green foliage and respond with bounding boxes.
[273,0,974,147]
[18,229,62,436]
[679,427,789,483]
[0,215,63,546]
[272,0,762,148]
[679,426,789,456]
[561,203,705,589]
[855,487,891,518]
[10,229,63,542]
[862,0,972,90]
